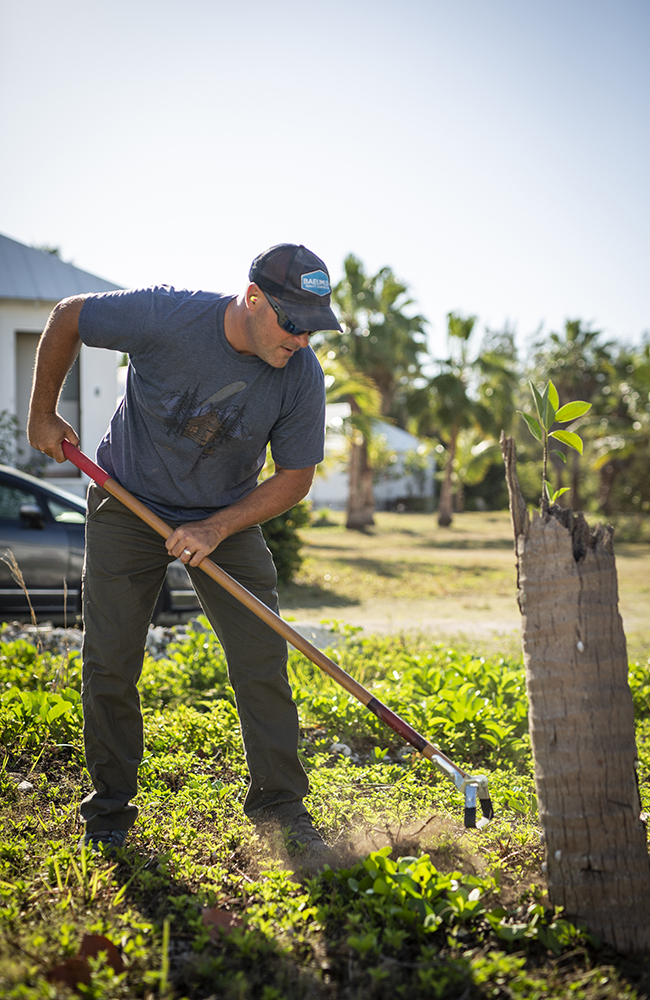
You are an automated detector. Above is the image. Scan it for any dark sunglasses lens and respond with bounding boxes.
[264,291,306,336]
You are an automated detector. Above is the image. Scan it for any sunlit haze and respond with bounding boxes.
[1,0,648,355]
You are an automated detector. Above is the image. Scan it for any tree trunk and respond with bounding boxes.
[598,462,616,516]
[437,431,457,528]
[598,458,625,517]
[346,431,375,530]
[501,433,650,954]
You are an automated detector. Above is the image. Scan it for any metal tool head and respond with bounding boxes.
[431,753,494,829]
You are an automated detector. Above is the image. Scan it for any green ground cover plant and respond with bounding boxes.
[1,618,650,998]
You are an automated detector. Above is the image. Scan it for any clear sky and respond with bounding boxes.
[1,0,648,357]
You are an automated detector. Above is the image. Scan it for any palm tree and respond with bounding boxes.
[316,349,382,531]
[318,350,382,414]
[591,339,650,516]
[409,314,518,527]
[451,430,500,513]
[321,255,427,530]
[328,255,427,418]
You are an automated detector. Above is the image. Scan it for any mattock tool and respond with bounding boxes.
[62,440,495,829]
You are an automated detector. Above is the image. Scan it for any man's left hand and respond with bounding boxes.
[165,464,315,568]
[165,518,226,567]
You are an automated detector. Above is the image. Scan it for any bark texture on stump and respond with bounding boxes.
[501,433,650,954]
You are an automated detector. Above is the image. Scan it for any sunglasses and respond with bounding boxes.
[261,290,310,336]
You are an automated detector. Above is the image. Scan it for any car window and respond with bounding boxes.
[47,499,85,524]
[0,484,39,520]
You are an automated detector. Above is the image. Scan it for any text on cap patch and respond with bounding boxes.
[300,270,330,296]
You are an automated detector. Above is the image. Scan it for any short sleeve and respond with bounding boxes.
[269,350,326,469]
[79,287,158,353]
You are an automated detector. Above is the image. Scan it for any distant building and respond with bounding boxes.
[0,233,121,495]
[309,403,436,511]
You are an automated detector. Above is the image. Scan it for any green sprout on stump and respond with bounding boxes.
[520,380,591,511]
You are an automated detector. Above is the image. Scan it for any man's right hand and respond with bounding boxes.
[27,295,85,464]
[27,413,80,464]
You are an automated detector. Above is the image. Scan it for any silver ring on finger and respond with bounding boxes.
[183,548,192,557]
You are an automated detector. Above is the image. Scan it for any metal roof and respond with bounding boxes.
[0,232,121,301]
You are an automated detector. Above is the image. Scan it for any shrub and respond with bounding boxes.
[261,500,311,585]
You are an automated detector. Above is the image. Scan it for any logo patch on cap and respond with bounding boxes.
[301,270,330,296]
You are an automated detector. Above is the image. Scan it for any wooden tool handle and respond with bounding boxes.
[61,440,466,778]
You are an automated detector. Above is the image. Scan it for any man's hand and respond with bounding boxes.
[166,517,228,567]
[165,464,315,567]
[27,296,85,463]
[27,413,80,464]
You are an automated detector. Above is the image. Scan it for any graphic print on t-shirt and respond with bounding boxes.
[162,381,250,457]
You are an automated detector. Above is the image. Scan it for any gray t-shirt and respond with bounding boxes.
[79,286,326,521]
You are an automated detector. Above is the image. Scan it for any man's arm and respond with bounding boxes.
[27,296,86,463]
[165,464,315,566]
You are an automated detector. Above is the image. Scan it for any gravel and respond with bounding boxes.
[0,618,338,659]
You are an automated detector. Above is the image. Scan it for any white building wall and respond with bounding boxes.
[310,460,436,511]
[0,299,51,415]
[78,344,120,493]
[308,405,436,511]
[309,466,349,510]
[0,299,118,497]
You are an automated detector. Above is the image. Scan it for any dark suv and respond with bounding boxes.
[0,464,200,625]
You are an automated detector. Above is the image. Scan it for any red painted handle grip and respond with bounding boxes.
[62,440,111,487]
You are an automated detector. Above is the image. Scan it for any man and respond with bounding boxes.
[27,243,341,857]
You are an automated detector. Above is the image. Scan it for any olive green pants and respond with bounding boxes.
[80,484,309,833]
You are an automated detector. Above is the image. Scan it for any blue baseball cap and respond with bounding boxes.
[249,244,342,332]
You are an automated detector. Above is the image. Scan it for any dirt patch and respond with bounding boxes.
[288,595,522,639]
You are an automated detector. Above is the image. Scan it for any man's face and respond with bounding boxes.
[246,300,311,368]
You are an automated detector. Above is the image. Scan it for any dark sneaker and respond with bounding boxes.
[283,812,330,858]
[83,829,128,857]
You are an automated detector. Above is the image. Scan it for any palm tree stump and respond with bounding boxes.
[501,433,650,953]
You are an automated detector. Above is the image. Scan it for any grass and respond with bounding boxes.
[1,616,650,998]
[286,511,517,601]
[281,509,650,661]
[1,510,649,997]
